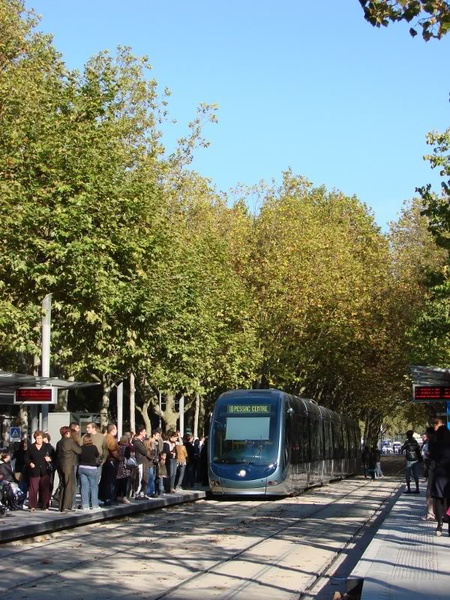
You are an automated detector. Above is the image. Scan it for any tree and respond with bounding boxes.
[359,0,450,40]
[244,171,401,424]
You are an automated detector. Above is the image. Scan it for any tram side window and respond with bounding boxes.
[324,420,333,460]
[310,417,320,460]
[299,416,310,463]
[332,421,340,459]
[317,418,324,461]
[291,414,300,464]
[342,425,349,459]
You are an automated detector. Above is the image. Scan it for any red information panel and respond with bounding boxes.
[14,387,57,404]
[413,385,450,402]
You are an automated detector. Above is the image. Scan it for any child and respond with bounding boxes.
[158,452,168,495]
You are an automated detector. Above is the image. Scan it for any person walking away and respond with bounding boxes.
[429,421,450,536]
[361,446,370,478]
[56,426,82,512]
[25,430,53,511]
[79,434,100,510]
[401,430,421,494]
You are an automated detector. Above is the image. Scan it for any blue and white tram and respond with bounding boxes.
[208,389,360,496]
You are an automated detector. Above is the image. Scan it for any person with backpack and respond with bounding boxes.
[401,430,421,494]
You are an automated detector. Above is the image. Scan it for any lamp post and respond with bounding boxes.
[41,293,52,431]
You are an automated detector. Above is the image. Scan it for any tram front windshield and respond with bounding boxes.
[212,402,279,465]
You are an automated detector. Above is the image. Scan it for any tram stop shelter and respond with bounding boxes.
[0,370,98,441]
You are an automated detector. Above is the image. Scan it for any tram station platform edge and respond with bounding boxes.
[347,487,450,600]
[0,490,207,543]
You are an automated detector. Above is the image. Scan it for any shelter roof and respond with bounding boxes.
[0,371,98,394]
[409,365,450,385]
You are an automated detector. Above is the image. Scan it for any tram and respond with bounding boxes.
[208,389,360,496]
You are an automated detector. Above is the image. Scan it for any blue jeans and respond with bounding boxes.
[79,466,99,509]
[146,467,156,496]
[406,461,419,483]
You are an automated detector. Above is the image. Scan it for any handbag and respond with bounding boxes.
[125,456,137,468]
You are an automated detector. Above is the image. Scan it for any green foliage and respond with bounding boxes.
[359,0,450,40]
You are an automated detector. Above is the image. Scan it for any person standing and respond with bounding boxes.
[25,430,52,511]
[429,420,450,536]
[56,426,82,512]
[79,434,100,510]
[422,426,436,521]
[373,445,383,479]
[85,422,108,484]
[132,427,151,498]
[361,446,370,479]
[99,423,120,506]
[401,430,421,494]
[145,430,161,497]
[175,437,188,491]
[163,431,178,493]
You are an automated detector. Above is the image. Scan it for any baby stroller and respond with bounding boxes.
[0,480,25,511]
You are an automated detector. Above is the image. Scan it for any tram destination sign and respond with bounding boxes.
[227,404,270,413]
[14,386,57,405]
[413,384,450,402]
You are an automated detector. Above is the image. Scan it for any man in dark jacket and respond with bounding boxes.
[56,426,82,512]
[401,430,421,494]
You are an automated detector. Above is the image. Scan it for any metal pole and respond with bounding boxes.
[41,293,52,432]
[179,394,184,438]
[117,382,123,438]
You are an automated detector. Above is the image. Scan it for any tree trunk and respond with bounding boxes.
[136,398,151,434]
[19,406,28,440]
[129,371,136,433]
[100,376,112,429]
[162,392,178,431]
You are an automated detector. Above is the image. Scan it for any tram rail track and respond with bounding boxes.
[0,475,403,600]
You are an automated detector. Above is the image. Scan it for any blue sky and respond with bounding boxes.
[27,1,450,229]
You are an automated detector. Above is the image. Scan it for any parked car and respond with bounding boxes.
[392,441,402,454]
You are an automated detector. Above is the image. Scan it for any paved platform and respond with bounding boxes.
[0,490,207,543]
[348,489,450,599]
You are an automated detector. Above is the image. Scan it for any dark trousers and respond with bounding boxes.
[100,460,119,502]
[28,474,51,509]
[59,465,75,511]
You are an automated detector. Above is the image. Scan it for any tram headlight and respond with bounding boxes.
[267,480,278,486]
[238,469,246,477]
[210,479,221,487]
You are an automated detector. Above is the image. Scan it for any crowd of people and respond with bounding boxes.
[361,418,450,537]
[0,423,208,514]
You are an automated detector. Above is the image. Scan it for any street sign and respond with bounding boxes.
[14,387,57,405]
[9,426,21,442]
[412,385,450,402]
